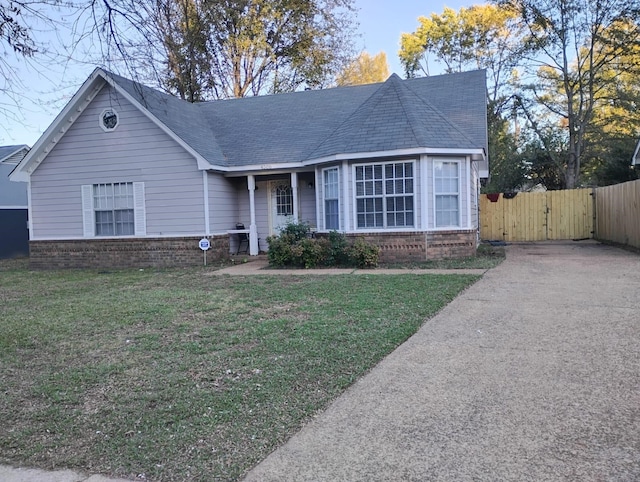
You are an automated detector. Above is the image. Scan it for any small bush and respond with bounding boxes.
[327,230,350,266]
[348,237,381,268]
[266,222,379,268]
[279,221,311,242]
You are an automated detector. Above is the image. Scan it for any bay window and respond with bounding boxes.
[355,161,414,229]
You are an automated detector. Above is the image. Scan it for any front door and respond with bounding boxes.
[269,180,295,235]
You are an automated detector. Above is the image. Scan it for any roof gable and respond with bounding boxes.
[0,145,29,164]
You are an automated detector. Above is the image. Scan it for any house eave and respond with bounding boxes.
[9,70,107,182]
[215,147,487,176]
[0,145,29,165]
[303,147,486,165]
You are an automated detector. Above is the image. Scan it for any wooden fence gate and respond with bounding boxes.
[480,189,594,242]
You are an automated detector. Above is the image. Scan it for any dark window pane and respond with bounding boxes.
[386,179,394,194]
[405,179,413,193]
[325,200,339,230]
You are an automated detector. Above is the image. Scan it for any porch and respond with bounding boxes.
[228,170,317,255]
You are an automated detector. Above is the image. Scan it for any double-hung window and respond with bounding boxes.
[323,167,340,230]
[434,161,460,227]
[94,182,135,235]
[355,161,414,229]
[82,182,146,237]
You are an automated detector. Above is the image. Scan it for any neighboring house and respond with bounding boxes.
[1,145,29,258]
[633,138,640,166]
[11,68,488,269]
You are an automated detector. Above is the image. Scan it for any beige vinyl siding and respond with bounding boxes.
[298,172,316,228]
[30,85,205,239]
[208,173,238,232]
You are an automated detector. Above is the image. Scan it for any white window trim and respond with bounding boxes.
[99,108,119,132]
[81,182,146,237]
[433,159,462,229]
[322,166,340,230]
[351,159,416,231]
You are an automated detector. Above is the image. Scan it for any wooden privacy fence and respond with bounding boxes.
[480,189,594,242]
[595,179,640,249]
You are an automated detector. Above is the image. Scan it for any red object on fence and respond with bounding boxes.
[486,193,500,202]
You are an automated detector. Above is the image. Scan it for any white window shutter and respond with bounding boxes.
[81,184,94,237]
[133,182,146,236]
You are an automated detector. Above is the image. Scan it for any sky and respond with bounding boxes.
[1,0,472,147]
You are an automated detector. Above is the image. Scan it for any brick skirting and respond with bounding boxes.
[344,230,477,263]
[29,236,229,269]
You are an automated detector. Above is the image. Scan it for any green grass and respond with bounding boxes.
[0,261,478,481]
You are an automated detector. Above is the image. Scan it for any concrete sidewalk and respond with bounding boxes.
[243,241,640,481]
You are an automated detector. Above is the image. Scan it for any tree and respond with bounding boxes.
[399,5,526,192]
[1,1,62,128]
[504,0,640,188]
[116,0,357,100]
[336,51,389,86]
[399,4,523,108]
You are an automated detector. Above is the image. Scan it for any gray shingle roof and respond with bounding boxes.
[107,70,487,168]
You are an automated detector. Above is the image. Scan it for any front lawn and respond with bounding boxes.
[0,262,478,481]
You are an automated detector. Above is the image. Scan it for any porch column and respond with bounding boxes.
[248,175,259,255]
[291,172,299,221]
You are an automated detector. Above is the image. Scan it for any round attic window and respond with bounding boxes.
[100,109,119,131]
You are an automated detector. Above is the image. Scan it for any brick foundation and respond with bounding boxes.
[342,230,477,263]
[426,230,478,259]
[29,236,229,269]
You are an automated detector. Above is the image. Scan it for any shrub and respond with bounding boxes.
[348,237,380,268]
[279,221,310,242]
[266,222,380,269]
[266,234,292,267]
[326,230,350,266]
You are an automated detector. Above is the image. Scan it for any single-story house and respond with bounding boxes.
[10,68,488,269]
[1,145,30,258]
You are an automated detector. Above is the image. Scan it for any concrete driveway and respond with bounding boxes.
[244,241,640,481]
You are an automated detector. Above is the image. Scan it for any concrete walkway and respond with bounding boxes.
[243,241,640,481]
